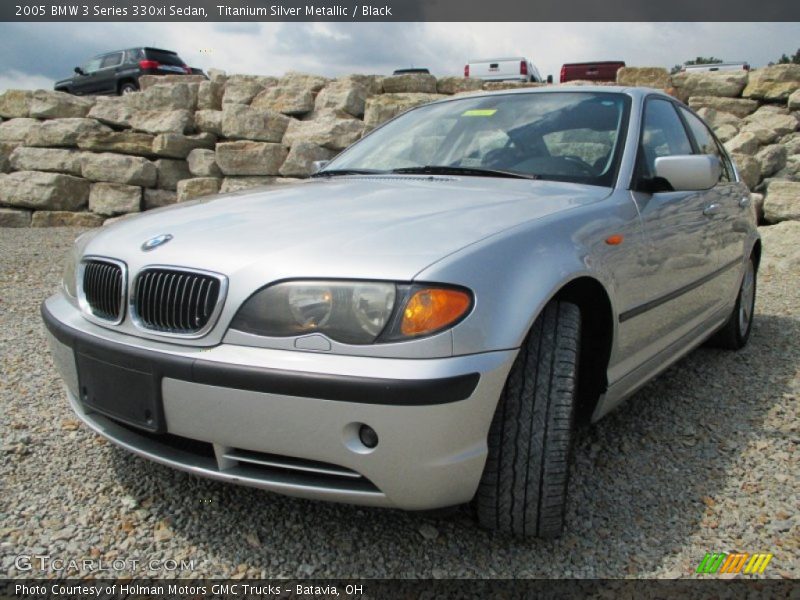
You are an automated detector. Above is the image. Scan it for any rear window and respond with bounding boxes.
[144,49,185,66]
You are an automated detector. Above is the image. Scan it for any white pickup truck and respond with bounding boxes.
[680,62,750,73]
[465,57,546,83]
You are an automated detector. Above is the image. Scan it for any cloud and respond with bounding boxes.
[0,21,798,93]
[425,22,800,79]
[0,69,54,92]
[211,22,261,34]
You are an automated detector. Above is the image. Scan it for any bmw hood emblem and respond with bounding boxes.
[141,234,173,251]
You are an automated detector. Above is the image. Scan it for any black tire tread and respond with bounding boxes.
[476,301,580,538]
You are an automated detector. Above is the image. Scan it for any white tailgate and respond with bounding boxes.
[469,59,524,81]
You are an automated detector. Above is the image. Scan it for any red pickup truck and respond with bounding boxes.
[560,61,626,83]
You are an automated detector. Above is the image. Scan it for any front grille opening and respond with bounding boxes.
[224,448,380,492]
[133,268,222,334]
[113,420,217,459]
[89,412,381,495]
[82,260,124,322]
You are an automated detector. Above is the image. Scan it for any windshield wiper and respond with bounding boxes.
[311,168,387,178]
[390,165,538,180]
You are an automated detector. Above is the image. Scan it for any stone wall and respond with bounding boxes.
[0,66,798,228]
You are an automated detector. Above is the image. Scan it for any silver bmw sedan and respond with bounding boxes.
[43,87,759,537]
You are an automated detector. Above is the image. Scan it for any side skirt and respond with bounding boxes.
[592,306,730,421]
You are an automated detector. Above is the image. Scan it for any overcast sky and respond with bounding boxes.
[1,22,798,92]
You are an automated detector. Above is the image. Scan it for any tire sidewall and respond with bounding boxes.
[475,301,581,537]
[119,82,138,95]
[735,258,757,346]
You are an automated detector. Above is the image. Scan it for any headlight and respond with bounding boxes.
[230,281,472,345]
[62,229,101,298]
[62,251,78,297]
[397,287,472,337]
[287,284,335,329]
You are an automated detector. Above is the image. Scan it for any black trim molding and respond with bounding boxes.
[42,302,480,406]
[619,258,741,323]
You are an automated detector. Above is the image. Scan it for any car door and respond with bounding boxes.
[615,97,724,375]
[71,56,103,95]
[677,106,748,300]
[93,51,124,94]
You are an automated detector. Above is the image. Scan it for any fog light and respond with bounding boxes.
[358,424,378,449]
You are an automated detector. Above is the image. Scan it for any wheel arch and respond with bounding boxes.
[117,78,138,94]
[751,237,762,271]
[551,275,614,424]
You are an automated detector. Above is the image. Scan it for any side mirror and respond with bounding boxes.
[654,155,721,191]
[74,67,85,75]
[546,75,553,84]
[311,160,330,174]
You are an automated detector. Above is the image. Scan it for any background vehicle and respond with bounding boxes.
[392,68,431,75]
[54,47,195,96]
[680,62,750,73]
[560,61,626,83]
[465,57,545,83]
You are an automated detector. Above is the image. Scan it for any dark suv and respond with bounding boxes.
[54,47,198,96]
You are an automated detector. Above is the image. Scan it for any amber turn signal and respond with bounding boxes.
[400,288,472,337]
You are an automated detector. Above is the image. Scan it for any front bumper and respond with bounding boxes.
[43,294,516,510]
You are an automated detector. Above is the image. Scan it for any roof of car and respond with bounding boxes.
[428,85,672,103]
[562,61,626,66]
[468,57,529,63]
[90,47,178,57]
[139,47,179,54]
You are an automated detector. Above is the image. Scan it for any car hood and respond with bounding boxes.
[88,176,610,283]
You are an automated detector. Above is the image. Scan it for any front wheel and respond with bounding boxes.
[475,301,581,538]
[707,257,756,350]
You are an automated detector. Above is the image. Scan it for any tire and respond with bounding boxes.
[475,300,581,538]
[119,81,138,95]
[706,257,756,350]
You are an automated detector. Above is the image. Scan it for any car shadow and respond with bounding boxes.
[109,311,796,578]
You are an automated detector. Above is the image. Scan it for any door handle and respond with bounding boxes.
[739,196,751,208]
[703,203,721,216]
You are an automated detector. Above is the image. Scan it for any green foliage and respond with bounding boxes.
[774,48,800,65]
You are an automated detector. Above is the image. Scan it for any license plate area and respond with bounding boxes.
[76,351,164,433]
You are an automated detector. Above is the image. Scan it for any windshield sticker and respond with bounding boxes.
[462,109,497,117]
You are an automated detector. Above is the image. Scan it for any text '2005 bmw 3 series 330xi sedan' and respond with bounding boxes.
[44,87,759,537]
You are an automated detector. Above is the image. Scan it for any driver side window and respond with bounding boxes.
[679,107,733,183]
[638,99,693,180]
[82,58,103,74]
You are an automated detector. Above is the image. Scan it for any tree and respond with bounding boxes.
[670,57,724,74]
[774,48,800,65]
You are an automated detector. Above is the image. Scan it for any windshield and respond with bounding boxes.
[324,92,631,187]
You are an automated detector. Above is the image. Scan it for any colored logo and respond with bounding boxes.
[141,234,173,252]
[696,552,773,575]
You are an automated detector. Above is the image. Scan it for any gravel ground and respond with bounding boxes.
[1,226,797,579]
